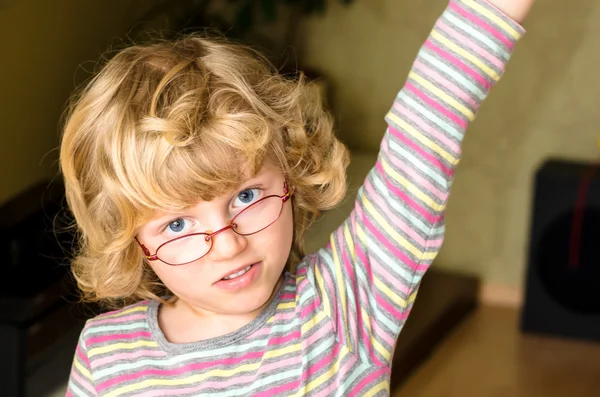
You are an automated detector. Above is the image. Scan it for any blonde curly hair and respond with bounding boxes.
[60,35,350,308]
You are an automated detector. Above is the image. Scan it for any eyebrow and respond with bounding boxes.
[144,173,273,233]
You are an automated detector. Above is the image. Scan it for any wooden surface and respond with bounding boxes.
[390,269,479,391]
[394,305,600,397]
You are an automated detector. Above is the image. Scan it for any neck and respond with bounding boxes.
[160,275,283,343]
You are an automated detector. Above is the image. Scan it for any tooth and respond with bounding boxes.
[223,266,251,280]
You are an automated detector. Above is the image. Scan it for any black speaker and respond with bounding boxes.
[521,158,600,342]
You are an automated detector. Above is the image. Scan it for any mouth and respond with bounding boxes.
[218,263,258,282]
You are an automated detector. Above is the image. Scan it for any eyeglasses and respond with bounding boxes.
[135,182,292,266]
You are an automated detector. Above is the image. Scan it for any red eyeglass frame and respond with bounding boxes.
[135,182,293,266]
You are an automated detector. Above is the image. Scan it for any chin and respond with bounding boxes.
[225,278,281,315]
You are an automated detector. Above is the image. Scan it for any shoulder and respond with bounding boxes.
[80,300,153,341]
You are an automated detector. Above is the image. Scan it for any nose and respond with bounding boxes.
[206,227,247,262]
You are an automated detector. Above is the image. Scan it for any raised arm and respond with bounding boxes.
[486,0,535,23]
[299,0,532,367]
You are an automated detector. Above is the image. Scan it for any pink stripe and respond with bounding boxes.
[279,292,296,301]
[354,241,381,292]
[302,338,341,382]
[356,286,395,348]
[437,19,504,69]
[388,125,453,178]
[92,303,148,320]
[71,369,97,395]
[383,137,448,200]
[407,81,467,130]
[97,351,265,391]
[449,0,514,50]
[135,356,304,397]
[393,98,462,157]
[375,161,441,225]
[313,353,359,397]
[351,210,375,286]
[413,59,477,110]
[354,203,419,280]
[92,349,166,367]
[375,287,405,320]
[354,288,382,365]
[364,177,444,247]
[268,330,301,346]
[425,39,490,90]
[318,255,345,336]
[300,294,320,319]
[66,391,74,397]
[269,310,297,323]
[296,266,307,278]
[249,326,273,338]
[303,318,335,348]
[89,313,146,326]
[87,331,152,346]
[361,206,421,273]
[76,344,92,368]
[337,227,359,346]
[348,366,390,397]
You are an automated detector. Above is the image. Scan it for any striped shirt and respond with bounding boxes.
[66,1,525,395]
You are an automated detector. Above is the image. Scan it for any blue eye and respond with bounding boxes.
[167,218,186,233]
[234,188,260,207]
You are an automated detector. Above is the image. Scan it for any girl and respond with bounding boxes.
[61,0,533,395]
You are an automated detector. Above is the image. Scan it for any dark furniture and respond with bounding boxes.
[0,181,87,397]
[521,159,600,342]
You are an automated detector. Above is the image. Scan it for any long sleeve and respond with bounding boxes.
[298,0,525,367]
[66,328,98,397]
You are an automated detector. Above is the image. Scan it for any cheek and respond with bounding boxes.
[250,204,294,258]
[147,262,208,295]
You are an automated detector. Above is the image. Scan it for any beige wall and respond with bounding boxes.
[301,0,600,287]
[2,0,597,288]
[0,0,157,205]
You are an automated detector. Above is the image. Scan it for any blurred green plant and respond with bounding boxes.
[131,0,355,58]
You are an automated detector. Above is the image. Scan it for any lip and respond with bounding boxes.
[214,262,261,291]
[215,262,260,284]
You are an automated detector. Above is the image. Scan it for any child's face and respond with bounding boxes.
[136,163,294,316]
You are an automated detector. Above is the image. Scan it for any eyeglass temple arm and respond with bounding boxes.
[134,237,159,261]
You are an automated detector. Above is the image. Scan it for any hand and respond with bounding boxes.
[485,0,535,23]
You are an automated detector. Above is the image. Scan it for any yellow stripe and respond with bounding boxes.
[410,71,475,120]
[462,0,522,40]
[386,112,457,165]
[301,308,329,335]
[374,337,392,362]
[88,340,158,358]
[360,308,392,362]
[92,305,147,321]
[343,223,356,262]
[105,343,303,397]
[374,277,407,309]
[355,223,408,309]
[380,157,444,212]
[329,233,351,351]
[314,264,332,319]
[408,289,419,305]
[277,301,296,311]
[294,347,351,396]
[363,380,390,397]
[431,30,499,81]
[362,194,425,257]
[74,356,92,380]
